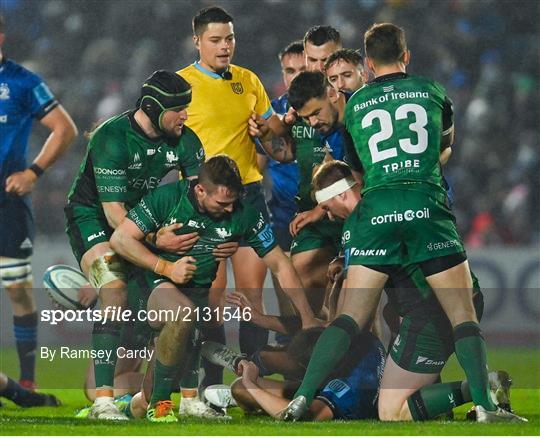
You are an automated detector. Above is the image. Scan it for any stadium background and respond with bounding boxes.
[1,0,538,384]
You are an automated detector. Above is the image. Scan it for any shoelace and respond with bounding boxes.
[154,400,174,417]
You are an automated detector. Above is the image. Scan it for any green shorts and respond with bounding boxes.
[127,268,210,333]
[344,188,464,266]
[239,182,271,248]
[290,217,342,256]
[65,203,113,264]
[390,290,484,374]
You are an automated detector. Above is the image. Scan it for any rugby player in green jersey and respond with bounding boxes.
[283,23,525,423]
[305,160,525,422]
[64,71,235,420]
[109,155,319,422]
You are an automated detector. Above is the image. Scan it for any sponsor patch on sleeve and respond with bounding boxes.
[32,82,55,106]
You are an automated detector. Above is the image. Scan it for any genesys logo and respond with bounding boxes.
[427,239,460,251]
[371,208,430,225]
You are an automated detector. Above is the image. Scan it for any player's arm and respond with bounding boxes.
[5,105,77,195]
[262,246,319,328]
[110,217,196,285]
[249,113,296,163]
[227,291,292,334]
[102,201,128,230]
[237,360,291,419]
[439,146,452,166]
[440,95,454,156]
[33,105,78,171]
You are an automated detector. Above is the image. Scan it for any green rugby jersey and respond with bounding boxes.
[67,110,205,210]
[291,119,328,212]
[344,73,453,194]
[127,179,277,286]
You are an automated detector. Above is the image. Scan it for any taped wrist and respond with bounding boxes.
[154,258,174,278]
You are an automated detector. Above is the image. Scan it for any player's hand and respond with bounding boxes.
[169,256,197,284]
[5,169,38,195]
[327,256,344,282]
[301,317,326,329]
[226,291,262,323]
[78,283,98,308]
[212,241,239,262]
[289,206,326,237]
[155,223,199,254]
[248,112,270,139]
[237,359,259,382]
[283,107,298,125]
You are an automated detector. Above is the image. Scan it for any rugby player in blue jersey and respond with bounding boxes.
[0,15,77,391]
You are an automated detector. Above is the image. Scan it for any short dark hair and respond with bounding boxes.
[288,71,328,111]
[198,154,244,197]
[192,6,233,36]
[312,160,352,192]
[279,40,304,62]
[364,23,407,65]
[303,25,341,47]
[324,48,363,71]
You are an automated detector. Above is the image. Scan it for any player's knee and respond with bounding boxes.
[5,283,30,300]
[447,307,478,328]
[99,285,127,309]
[88,251,127,292]
[378,401,402,421]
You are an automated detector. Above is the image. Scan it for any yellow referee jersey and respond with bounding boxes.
[177,62,273,185]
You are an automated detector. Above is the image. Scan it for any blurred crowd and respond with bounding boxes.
[3,0,538,245]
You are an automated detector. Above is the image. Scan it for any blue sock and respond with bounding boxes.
[13,313,37,382]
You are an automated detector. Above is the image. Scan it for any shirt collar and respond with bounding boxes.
[371,72,408,84]
[193,61,222,79]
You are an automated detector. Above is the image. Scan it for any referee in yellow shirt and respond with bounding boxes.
[177,6,278,390]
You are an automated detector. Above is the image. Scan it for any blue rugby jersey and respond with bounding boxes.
[0,58,57,202]
[261,93,299,229]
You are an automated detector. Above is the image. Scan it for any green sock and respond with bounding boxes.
[150,360,177,405]
[453,321,496,411]
[294,314,358,404]
[180,341,201,389]
[408,381,470,420]
[92,321,121,389]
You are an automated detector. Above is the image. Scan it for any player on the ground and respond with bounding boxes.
[211,328,385,421]
[325,48,367,94]
[0,15,77,391]
[65,70,209,420]
[109,155,319,422]
[283,23,525,423]
[307,160,526,422]
[177,6,283,374]
[0,372,60,408]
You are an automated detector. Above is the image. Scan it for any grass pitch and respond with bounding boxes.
[1,347,539,435]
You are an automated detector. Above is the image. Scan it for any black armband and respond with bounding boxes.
[28,163,44,177]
